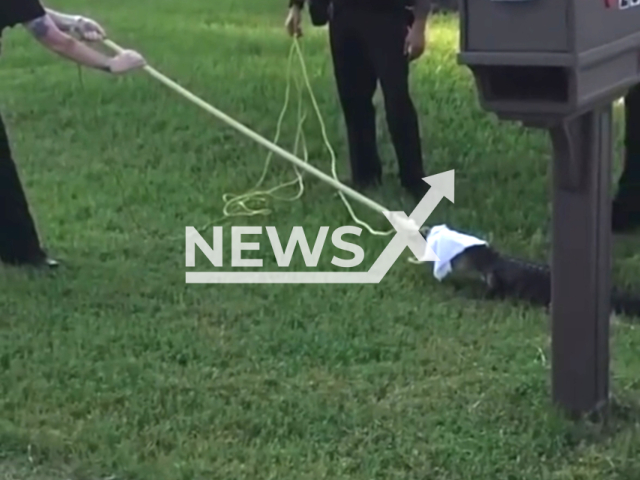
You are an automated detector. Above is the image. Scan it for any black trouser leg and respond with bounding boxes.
[617,84,640,199]
[0,113,45,264]
[329,8,382,185]
[357,9,426,191]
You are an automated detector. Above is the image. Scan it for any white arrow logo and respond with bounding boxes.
[186,170,455,283]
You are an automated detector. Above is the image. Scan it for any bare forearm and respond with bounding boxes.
[23,14,111,71]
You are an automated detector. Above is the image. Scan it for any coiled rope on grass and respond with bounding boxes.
[103,38,394,233]
[101,37,429,263]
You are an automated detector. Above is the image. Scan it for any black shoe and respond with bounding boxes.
[612,199,640,233]
[344,176,381,192]
[35,257,60,269]
[402,181,430,203]
[3,255,60,269]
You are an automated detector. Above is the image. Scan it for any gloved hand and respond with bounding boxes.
[107,50,146,74]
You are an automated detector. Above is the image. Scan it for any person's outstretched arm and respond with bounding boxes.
[23,14,113,71]
[43,9,105,41]
[42,9,80,32]
[0,0,145,74]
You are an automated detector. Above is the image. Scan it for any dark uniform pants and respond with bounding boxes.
[328,3,426,189]
[0,113,45,264]
[618,84,640,199]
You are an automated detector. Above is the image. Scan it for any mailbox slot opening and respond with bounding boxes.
[475,66,570,103]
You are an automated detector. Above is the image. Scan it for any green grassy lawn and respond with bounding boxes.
[1,0,640,478]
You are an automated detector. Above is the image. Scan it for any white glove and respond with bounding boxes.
[72,16,106,42]
[107,50,146,74]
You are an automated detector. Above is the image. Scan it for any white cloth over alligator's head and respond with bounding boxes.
[422,225,488,281]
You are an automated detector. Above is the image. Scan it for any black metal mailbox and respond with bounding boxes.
[458,0,640,418]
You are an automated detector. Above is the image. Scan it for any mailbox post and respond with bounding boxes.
[458,0,640,418]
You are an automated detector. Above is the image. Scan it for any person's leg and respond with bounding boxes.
[613,84,640,232]
[357,8,428,201]
[328,6,382,188]
[0,113,56,267]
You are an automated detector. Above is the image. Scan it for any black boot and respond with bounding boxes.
[402,179,430,204]
[27,255,59,269]
[344,175,381,193]
[3,252,59,269]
